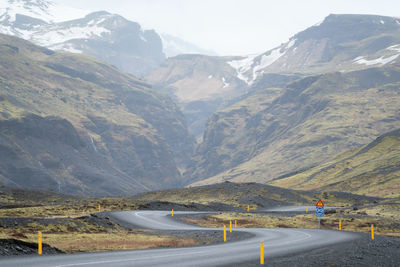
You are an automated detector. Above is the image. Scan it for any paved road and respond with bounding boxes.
[0,210,360,267]
[263,205,344,212]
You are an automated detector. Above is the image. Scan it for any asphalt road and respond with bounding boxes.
[262,205,344,212]
[0,210,360,267]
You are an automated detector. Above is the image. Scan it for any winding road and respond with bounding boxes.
[0,210,360,266]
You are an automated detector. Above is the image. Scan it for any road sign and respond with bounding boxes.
[316,199,324,207]
[316,199,324,219]
[316,206,324,217]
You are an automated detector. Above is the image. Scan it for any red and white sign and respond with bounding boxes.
[316,199,324,207]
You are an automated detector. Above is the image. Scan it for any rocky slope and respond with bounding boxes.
[269,128,400,198]
[0,34,194,195]
[0,0,165,77]
[188,65,400,186]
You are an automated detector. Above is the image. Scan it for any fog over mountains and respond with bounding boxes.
[0,0,399,196]
[0,0,214,77]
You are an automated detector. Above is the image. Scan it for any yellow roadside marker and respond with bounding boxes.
[260,242,264,265]
[38,232,42,255]
[230,220,232,233]
[306,206,308,213]
[339,220,341,230]
[223,225,226,242]
[371,224,374,240]
[235,220,237,228]
[98,203,101,212]
[247,205,250,212]
[172,209,174,217]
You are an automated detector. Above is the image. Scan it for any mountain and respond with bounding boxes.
[188,64,400,186]
[0,0,89,23]
[0,34,194,195]
[269,128,400,198]
[146,54,249,137]
[147,14,400,138]
[160,33,218,58]
[228,14,400,85]
[0,0,165,77]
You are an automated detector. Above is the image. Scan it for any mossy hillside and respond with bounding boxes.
[189,65,400,187]
[0,34,194,194]
[269,129,400,198]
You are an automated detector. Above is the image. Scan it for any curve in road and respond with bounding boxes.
[0,210,360,267]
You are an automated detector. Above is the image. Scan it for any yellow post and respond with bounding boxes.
[339,220,341,230]
[98,203,101,212]
[371,224,374,240]
[306,206,308,213]
[230,220,232,233]
[235,220,237,228]
[38,232,42,255]
[172,209,174,217]
[247,205,250,212]
[223,225,226,242]
[260,242,264,265]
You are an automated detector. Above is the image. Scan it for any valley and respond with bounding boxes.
[0,1,399,265]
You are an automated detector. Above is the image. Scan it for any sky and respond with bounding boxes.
[53,0,400,56]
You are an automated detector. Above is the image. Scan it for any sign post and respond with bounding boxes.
[315,199,324,229]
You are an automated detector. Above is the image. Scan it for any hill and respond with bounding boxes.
[0,34,194,195]
[269,128,400,198]
[134,182,379,209]
[188,65,400,186]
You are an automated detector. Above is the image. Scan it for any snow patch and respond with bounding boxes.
[0,0,90,23]
[353,54,400,66]
[50,43,82,53]
[208,75,213,79]
[33,25,110,47]
[227,39,295,85]
[380,20,385,24]
[286,38,296,49]
[90,136,97,152]
[227,54,258,84]
[387,44,400,52]
[222,77,229,88]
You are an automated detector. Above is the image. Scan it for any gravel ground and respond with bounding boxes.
[0,239,62,257]
[227,233,400,267]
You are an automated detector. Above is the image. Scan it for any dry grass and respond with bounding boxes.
[0,199,140,218]
[184,206,400,237]
[0,230,197,253]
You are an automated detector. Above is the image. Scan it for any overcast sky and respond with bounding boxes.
[53,0,400,56]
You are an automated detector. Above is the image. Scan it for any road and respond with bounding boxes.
[0,210,360,267]
[263,205,344,212]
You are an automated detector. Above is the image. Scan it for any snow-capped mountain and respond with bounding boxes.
[160,33,217,58]
[0,0,165,76]
[228,14,400,85]
[0,0,89,23]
